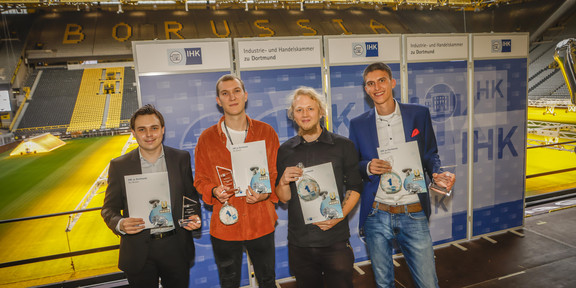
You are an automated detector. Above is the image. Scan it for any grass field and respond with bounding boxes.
[0,135,136,287]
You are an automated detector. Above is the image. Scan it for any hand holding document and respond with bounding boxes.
[377,141,428,195]
[296,162,344,224]
[230,140,272,196]
[125,172,174,229]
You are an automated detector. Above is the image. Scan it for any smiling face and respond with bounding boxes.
[132,114,164,155]
[216,78,248,117]
[292,94,322,134]
[364,69,397,109]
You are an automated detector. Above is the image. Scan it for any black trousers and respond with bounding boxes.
[125,234,190,288]
[211,232,276,288]
[289,240,355,288]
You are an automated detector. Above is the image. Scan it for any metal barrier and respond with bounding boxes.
[526,140,576,179]
[0,207,118,269]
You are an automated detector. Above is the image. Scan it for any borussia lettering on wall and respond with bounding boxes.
[61,19,390,44]
[49,10,393,48]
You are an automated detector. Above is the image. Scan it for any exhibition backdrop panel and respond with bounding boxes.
[405,34,470,244]
[235,36,324,280]
[324,35,402,261]
[133,39,234,288]
[471,34,528,237]
[406,60,469,244]
[131,33,529,287]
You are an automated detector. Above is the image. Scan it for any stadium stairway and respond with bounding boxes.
[67,68,125,133]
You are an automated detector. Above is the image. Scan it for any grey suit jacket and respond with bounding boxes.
[101,145,200,274]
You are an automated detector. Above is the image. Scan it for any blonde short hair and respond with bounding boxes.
[287,87,327,120]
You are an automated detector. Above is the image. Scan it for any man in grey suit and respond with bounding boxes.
[102,104,201,287]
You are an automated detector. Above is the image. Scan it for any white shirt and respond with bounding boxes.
[372,102,420,205]
[222,121,247,150]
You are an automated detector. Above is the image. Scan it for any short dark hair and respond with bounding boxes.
[130,104,165,130]
[216,74,246,96]
[363,62,393,85]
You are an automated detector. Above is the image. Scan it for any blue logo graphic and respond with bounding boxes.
[167,48,203,65]
[352,42,378,57]
[424,83,458,122]
[491,39,511,53]
[366,42,378,57]
[501,39,511,52]
[185,48,202,65]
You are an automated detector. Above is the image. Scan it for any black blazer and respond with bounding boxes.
[101,146,200,274]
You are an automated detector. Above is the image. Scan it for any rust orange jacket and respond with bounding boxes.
[194,115,280,241]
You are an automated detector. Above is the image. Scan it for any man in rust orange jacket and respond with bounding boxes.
[194,74,279,288]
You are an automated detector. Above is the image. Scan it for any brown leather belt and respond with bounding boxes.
[372,202,422,214]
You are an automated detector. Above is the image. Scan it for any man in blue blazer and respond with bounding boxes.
[102,104,202,287]
[349,62,455,288]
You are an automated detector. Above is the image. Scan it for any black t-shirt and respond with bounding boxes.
[276,128,363,247]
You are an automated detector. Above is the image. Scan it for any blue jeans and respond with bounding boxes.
[364,207,439,288]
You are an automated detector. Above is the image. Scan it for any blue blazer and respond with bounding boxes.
[349,103,442,230]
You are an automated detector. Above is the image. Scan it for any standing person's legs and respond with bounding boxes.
[151,235,190,288]
[245,232,276,288]
[125,259,160,288]
[211,236,244,288]
[289,244,324,288]
[364,208,396,288]
[320,241,355,288]
[396,211,439,288]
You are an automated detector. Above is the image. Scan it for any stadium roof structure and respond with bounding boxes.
[0,0,544,13]
[9,133,66,156]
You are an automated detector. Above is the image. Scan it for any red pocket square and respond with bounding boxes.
[411,129,420,137]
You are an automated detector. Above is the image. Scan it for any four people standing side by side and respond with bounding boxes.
[275,87,363,288]
[103,67,456,287]
[194,74,280,288]
[349,62,456,288]
[101,104,202,288]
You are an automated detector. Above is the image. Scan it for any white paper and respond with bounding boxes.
[378,141,428,194]
[125,172,174,229]
[296,162,344,224]
[230,140,272,196]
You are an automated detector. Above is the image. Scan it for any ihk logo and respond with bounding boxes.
[184,48,202,65]
[366,42,378,57]
[491,39,511,53]
[352,42,378,57]
[168,48,203,65]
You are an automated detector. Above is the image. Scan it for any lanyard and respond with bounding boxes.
[223,121,248,145]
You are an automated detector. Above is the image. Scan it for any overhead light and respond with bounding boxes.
[117,4,123,14]
[245,1,248,11]
[300,1,304,11]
